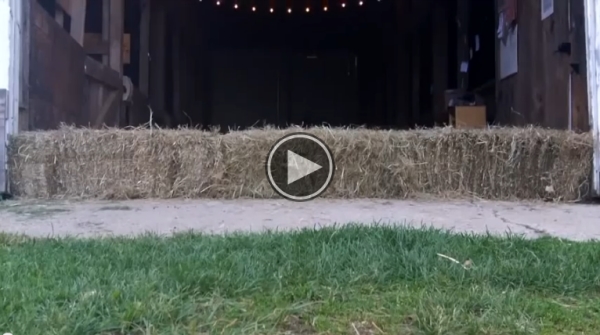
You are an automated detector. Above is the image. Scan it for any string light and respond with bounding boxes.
[207,0,382,12]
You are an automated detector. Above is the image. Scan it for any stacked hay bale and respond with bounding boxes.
[7,126,592,201]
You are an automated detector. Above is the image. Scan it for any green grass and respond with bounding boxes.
[0,225,599,335]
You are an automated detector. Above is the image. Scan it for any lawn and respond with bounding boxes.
[0,225,599,335]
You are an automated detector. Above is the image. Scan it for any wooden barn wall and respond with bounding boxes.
[496,0,589,131]
[25,0,121,130]
[28,0,87,130]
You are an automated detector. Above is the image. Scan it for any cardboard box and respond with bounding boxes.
[449,106,487,129]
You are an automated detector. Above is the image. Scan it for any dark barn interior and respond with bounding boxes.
[194,0,394,129]
[28,0,502,132]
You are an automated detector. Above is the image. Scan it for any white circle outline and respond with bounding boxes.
[266,133,334,201]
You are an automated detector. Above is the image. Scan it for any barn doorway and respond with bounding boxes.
[145,0,401,130]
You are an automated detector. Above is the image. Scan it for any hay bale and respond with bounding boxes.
[7,126,593,201]
[165,130,224,198]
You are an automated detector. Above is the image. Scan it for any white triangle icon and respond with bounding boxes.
[287,150,322,185]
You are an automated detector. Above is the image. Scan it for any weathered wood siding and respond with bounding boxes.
[25,0,121,130]
[496,0,588,130]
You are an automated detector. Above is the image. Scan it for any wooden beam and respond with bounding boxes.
[94,89,119,127]
[84,57,122,89]
[139,0,150,96]
[109,0,124,74]
[54,8,64,27]
[84,33,109,54]
[69,0,87,46]
[56,0,72,15]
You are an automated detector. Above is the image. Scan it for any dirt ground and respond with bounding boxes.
[0,198,598,241]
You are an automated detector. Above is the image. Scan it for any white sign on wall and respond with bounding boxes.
[541,0,554,20]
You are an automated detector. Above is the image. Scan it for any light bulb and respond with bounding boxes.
[305,7,309,12]
[216,0,220,5]
[270,7,274,12]
[341,3,346,7]
[252,6,256,11]
[359,0,363,5]
[234,3,238,8]
[323,6,328,10]
[287,8,291,12]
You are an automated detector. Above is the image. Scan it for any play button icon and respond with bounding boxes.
[287,150,322,184]
[266,133,335,201]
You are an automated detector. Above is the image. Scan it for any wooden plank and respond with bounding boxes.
[84,33,109,54]
[570,0,589,132]
[94,89,119,127]
[20,0,31,130]
[542,0,570,129]
[109,0,124,74]
[84,57,122,89]
[139,0,150,95]
[69,0,86,46]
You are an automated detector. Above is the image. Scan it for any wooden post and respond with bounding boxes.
[139,0,151,96]
[69,0,86,45]
[109,0,124,74]
[456,0,470,89]
[431,0,448,125]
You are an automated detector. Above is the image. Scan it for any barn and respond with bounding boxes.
[1,0,600,194]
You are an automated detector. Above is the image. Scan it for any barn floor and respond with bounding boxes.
[0,198,598,241]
